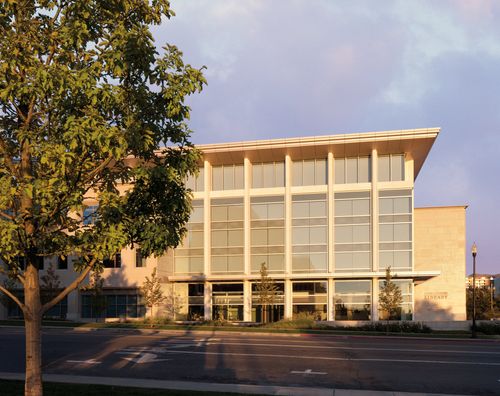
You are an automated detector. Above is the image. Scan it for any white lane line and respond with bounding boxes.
[290,369,327,375]
[153,349,500,366]
[66,359,101,364]
[157,341,500,355]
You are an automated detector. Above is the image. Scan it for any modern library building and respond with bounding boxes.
[0,128,467,323]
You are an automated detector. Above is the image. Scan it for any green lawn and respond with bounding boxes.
[0,380,245,396]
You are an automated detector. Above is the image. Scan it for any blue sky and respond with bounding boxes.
[153,0,500,275]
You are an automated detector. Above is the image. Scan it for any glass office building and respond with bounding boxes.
[157,128,467,322]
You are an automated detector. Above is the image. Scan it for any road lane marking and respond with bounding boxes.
[118,352,169,364]
[151,349,500,366]
[66,359,101,364]
[157,340,500,355]
[290,369,327,375]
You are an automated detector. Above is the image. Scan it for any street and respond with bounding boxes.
[0,327,499,395]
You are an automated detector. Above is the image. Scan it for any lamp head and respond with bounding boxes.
[471,242,477,257]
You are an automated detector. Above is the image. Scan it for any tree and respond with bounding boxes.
[0,2,205,395]
[141,268,166,320]
[40,263,60,305]
[466,286,498,320]
[255,262,278,323]
[81,265,106,322]
[379,267,403,321]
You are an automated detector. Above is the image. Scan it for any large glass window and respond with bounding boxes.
[81,292,145,319]
[292,194,328,273]
[186,168,205,192]
[212,283,243,321]
[335,157,371,184]
[334,191,371,272]
[211,198,244,274]
[379,190,412,271]
[292,159,327,186]
[252,162,285,188]
[83,205,98,225]
[378,279,413,320]
[252,282,285,323]
[188,283,204,321]
[175,200,204,274]
[292,281,327,320]
[212,164,244,191]
[250,196,285,273]
[334,281,371,320]
[378,154,405,182]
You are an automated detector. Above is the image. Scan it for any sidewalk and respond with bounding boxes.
[0,372,469,396]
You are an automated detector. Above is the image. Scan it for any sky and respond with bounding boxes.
[152,0,500,275]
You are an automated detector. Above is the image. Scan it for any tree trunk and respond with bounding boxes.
[24,265,43,396]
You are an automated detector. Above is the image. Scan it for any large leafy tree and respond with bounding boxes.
[0,1,205,395]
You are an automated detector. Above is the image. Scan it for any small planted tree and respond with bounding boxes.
[255,262,279,323]
[40,264,61,306]
[81,265,106,322]
[379,267,403,321]
[141,268,166,321]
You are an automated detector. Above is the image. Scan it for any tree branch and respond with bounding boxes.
[0,284,26,312]
[41,258,96,313]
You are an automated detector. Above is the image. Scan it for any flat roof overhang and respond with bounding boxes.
[165,270,441,283]
[197,127,440,180]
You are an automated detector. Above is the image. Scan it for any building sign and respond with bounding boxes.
[424,292,448,301]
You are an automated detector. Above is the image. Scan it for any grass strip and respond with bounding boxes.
[0,379,246,396]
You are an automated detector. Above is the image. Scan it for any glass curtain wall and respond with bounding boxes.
[211,198,244,274]
[379,190,412,271]
[251,282,285,323]
[212,164,244,191]
[212,283,244,321]
[378,154,405,182]
[250,196,285,273]
[292,194,328,273]
[187,283,204,320]
[334,157,371,184]
[334,191,371,272]
[334,281,371,320]
[252,162,285,188]
[292,159,327,186]
[378,279,413,320]
[186,167,205,192]
[292,281,327,320]
[174,200,204,274]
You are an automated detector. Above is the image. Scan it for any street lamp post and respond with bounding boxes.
[471,243,477,338]
[490,276,495,319]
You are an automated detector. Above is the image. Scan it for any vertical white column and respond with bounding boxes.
[284,278,293,319]
[204,281,212,320]
[204,160,211,276]
[285,155,292,276]
[371,149,379,321]
[328,152,335,274]
[372,278,379,321]
[244,157,251,276]
[327,278,335,321]
[371,149,379,273]
[243,280,252,322]
[66,290,80,321]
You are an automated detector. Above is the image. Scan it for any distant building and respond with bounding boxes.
[0,128,468,322]
[466,275,494,289]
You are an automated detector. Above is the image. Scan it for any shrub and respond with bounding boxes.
[475,321,500,335]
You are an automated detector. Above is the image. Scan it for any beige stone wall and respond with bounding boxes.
[414,206,467,321]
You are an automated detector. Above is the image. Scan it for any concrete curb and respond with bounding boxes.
[0,372,470,396]
[1,324,499,342]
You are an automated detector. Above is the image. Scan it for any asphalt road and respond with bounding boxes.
[1,327,499,395]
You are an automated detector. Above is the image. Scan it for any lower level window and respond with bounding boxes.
[81,292,145,319]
